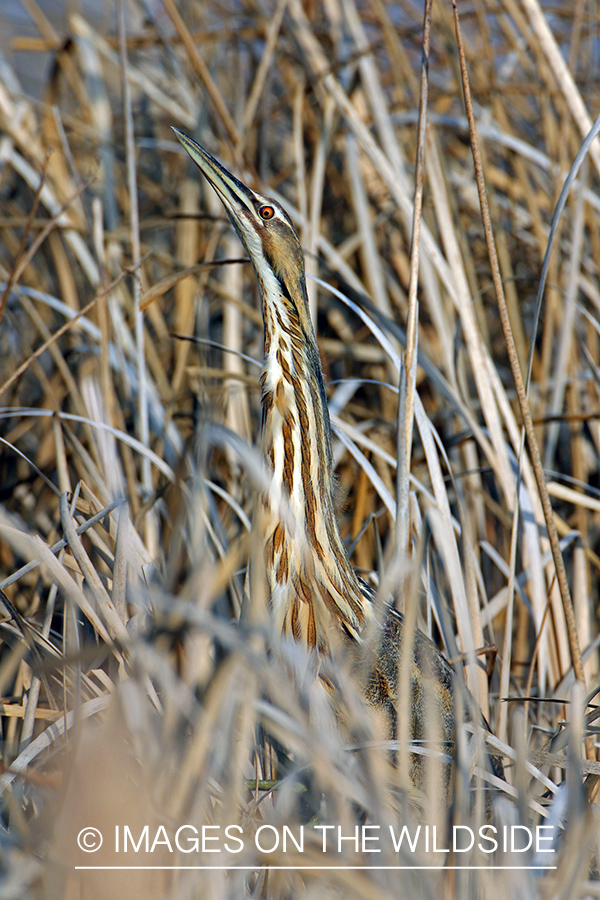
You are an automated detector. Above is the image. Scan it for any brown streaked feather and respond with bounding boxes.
[281,414,295,497]
[307,605,317,649]
[262,389,274,420]
[275,379,286,414]
[291,599,301,640]
[279,351,293,384]
[273,522,284,553]
[276,544,289,584]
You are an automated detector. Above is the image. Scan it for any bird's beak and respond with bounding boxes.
[172,128,256,219]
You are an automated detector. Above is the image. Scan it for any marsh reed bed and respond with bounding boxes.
[1,0,600,896]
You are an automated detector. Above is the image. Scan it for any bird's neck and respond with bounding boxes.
[257,275,370,650]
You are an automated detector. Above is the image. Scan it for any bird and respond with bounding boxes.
[173,128,503,790]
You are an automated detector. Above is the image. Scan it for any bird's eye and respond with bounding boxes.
[259,205,275,220]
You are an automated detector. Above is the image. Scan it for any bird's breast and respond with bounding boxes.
[259,338,371,651]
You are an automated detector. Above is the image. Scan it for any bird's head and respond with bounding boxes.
[173,129,310,329]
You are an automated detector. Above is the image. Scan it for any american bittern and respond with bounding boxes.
[173,128,503,788]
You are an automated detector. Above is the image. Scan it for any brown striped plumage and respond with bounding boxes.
[174,129,503,788]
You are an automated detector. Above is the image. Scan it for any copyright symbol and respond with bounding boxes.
[77,827,103,852]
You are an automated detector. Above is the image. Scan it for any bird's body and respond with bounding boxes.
[256,218,371,654]
[174,129,502,785]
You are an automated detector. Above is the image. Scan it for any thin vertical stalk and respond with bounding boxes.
[452,0,585,686]
[396,0,432,560]
[119,3,150,502]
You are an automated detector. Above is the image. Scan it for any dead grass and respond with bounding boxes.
[1,0,600,897]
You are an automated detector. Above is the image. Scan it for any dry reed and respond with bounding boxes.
[1,0,600,897]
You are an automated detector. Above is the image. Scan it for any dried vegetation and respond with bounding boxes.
[1,0,600,897]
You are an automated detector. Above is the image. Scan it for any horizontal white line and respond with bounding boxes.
[75,866,557,871]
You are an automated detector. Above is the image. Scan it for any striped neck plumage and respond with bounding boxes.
[255,256,370,651]
[169,130,371,651]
